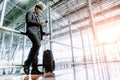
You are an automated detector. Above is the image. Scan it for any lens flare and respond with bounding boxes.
[97,22,120,43]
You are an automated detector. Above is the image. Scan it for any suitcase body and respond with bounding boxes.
[43,49,55,73]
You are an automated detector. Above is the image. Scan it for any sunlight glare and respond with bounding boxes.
[97,22,120,43]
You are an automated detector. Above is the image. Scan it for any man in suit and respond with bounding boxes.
[23,4,50,75]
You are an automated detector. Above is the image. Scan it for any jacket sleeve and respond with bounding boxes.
[26,12,41,26]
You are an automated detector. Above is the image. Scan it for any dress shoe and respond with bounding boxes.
[31,69,44,75]
[23,65,29,75]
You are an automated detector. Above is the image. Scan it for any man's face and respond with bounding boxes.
[35,7,42,14]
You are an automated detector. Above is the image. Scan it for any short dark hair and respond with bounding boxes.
[35,4,43,10]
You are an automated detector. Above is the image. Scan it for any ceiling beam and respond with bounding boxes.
[53,4,120,32]
[53,14,120,39]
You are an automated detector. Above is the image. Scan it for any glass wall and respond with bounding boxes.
[0,0,120,79]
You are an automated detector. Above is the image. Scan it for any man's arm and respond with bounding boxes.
[42,32,51,36]
[45,32,51,36]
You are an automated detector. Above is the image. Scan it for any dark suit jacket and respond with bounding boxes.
[25,11,45,40]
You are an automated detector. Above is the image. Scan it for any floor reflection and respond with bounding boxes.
[24,75,41,80]
[1,63,120,80]
[23,73,55,80]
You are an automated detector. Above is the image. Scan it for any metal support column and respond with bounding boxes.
[0,0,7,60]
[49,7,52,49]
[68,19,75,67]
[9,32,14,60]
[67,11,76,80]
[101,44,110,80]
[65,1,76,79]
[44,0,52,50]
[86,0,97,40]
[87,31,96,80]
[0,32,5,59]
[22,26,26,64]
[65,1,75,68]
[79,29,88,80]
[0,0,7,26]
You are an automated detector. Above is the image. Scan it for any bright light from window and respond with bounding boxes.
[97,21,120,43]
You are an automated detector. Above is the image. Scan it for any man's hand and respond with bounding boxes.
[45,32,51,36]
[39,20,46,25]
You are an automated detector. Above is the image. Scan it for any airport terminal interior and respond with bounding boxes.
[0,0,120,80]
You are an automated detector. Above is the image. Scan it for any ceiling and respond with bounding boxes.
[0,0,119,32]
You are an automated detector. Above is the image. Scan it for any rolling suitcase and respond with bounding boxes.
[43,49,55,73]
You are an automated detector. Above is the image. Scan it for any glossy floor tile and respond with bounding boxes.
[0,62,120,80]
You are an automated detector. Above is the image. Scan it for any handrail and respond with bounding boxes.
[0,26,21,34]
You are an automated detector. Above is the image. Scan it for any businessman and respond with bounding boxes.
[23,4,50,75]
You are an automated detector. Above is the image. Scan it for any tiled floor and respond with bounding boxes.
[0,62,120,80]
[0,73,55,80]
[0,68,75,80]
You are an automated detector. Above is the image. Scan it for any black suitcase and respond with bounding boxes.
[43,49,55,73]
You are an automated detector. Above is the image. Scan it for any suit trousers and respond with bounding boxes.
[24,32,41,70]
